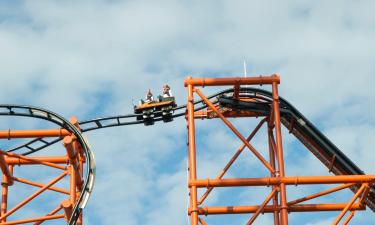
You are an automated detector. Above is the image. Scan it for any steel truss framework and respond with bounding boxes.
[184,75,374,225]
[0,107,95,225]
[0,75,373,224]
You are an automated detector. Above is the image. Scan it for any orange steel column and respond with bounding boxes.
[62,199,73,221]
[0,154,13,186]
[71,116,84,225]
[187,77,199,225]
[272,80,289,225]
[64,136,83,191]
[1,165,12,223]
[65,137,77,210]
[268,122,280,225]
[77,157,84,225]
[70,165,77,205]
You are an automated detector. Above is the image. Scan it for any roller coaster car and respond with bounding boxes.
[134,96,177,125]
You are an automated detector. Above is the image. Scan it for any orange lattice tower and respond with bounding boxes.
[184,75,374,225]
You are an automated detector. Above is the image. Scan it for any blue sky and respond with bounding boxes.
[0,1,375,225]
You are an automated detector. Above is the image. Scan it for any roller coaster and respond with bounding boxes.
[0,75,373,225]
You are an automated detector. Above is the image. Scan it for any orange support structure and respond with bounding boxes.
[184,76,280,87]
[191,203,365,215]
[1,165,12,223]
[5,156,69,165]
[0,112,90,225]
[0,154,12,186]
[61,200,73,221]
[0,129,71,139]
[0,75,373,224]
[187,79,199,225]
[184,75,374,225]
[246,188,278,225]
[64,136,83,191]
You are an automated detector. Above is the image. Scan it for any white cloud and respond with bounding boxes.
[0,1,374,225]
[305,217,335,225]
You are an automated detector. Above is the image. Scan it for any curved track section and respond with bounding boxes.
[218,88,375,212]
[0,105,96,225]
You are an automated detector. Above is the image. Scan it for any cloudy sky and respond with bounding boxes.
[0,1,374,225]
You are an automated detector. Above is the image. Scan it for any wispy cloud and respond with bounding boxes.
[0,1,374,225]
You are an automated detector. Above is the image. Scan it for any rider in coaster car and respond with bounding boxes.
[145,89,154,103]
[162,84,173,97]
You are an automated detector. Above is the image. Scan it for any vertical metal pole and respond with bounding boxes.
[1,174,7,222]
[72,117,84,225]
[77,158,84,225]
[70,165,76,205]
[272,82,289,225]
[187,77,199,225]
[1,165,12,222]
[268,123,280,225]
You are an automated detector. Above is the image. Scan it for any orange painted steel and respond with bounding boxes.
[342,211,356,225]
[13,176,70,195]
[72,116,85,225]
[0,150,66,170]
[271,82,289,225]
[1,165,12,223]
[184,75,374,225]
[0,129,70,139]
[358,183,371,207]
[198,217,208,225]
[64,136,83,190]
[333,183,368,225]
[70,165,77,205]
[62,200,73,221]
[5,156,69,165]
[187,77,199,225]
[198,118,268,205]
[287,183,355,205]
[246,188,278,225]
[268,122,280,225]
[233,84,240,99]
[189,175,375,187]
[34,205,63,225]
[191,203,365,215]
[0,214,65,225]
[0,75,372,225]
[184,75,280,87]
[0,116,86,224]
[0,171,68,221]
[194,109,261,119]
[195,88,275,174]
[0,154,12,186]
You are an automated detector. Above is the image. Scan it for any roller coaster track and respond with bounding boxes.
[0,105,95,225]
[1,87,374,224]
